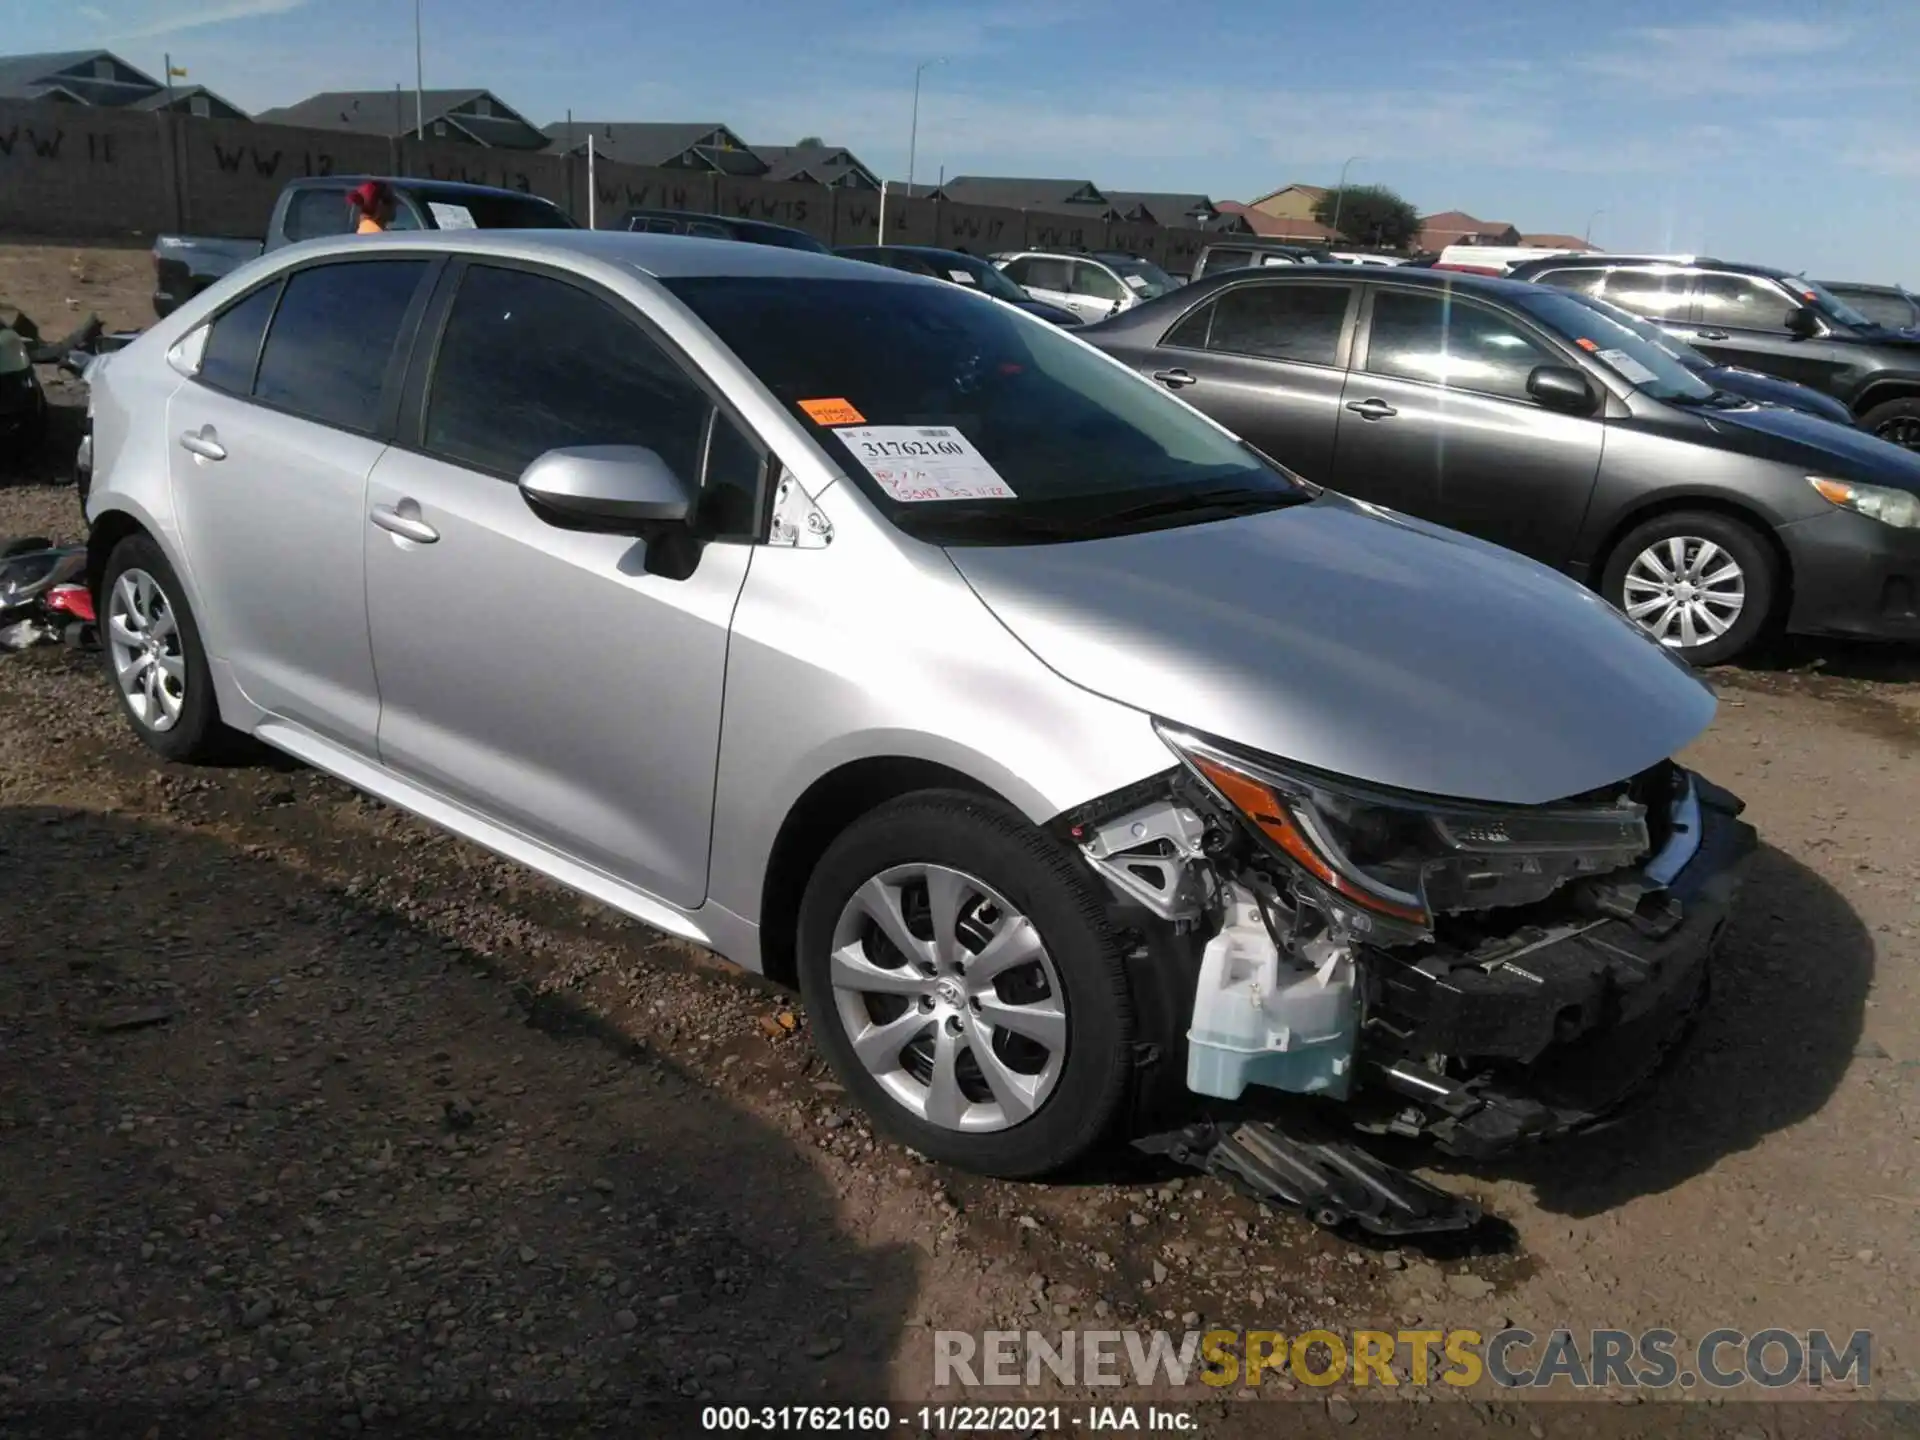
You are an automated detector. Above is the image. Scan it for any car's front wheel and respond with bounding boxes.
[796,792,1135,1178]
[1601,511,1776,666]
[100,533,232,762]
[1861,396,1920,451]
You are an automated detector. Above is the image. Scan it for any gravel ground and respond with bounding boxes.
[3,243,1918,1433]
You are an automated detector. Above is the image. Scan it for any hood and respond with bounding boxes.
[945,495,1717,806]
[1697,400,1920,490]
[1703,366,1855,426]
[1018,298,1084,327]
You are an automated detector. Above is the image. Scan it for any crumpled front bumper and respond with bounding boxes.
[1356,774,1756,1158]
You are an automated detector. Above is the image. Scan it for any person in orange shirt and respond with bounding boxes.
[347,181,396,234]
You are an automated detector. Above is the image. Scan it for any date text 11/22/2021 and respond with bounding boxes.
[700,1406,1195,1432]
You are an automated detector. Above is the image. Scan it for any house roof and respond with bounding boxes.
[1419,210,1518,235]
[750,143,878,187]
[130,83,247,118]
[1215,200,1336,241]
[257,89,545,146]
[544,121,748,167]
[1104,191,1218,226]
[0,49,162,105]
[1520,233,1598,251]
[1246,182,1329,207]
[935,176,1113,212]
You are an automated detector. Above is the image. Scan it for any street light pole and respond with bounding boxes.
[906,57,945,197]
[1585,208,1606,245]
[1329,154,1361,240]
[413,0,425,140]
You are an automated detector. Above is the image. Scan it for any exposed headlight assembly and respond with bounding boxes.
[1808,475,1920,529]
[1156,724,1652,937]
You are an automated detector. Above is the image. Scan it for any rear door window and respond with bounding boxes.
[1201,248,1253,274]
[1533,266,1604,294]
[251,260,429,432]
[1361,289,1558,403]
[196,279,282,396]
[281,188,353,243]
[1600,267,1690,321]
[1018,257,1074,292]
[1199,282,1353,366]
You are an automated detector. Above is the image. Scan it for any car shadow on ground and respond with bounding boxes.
[1453,842,1873,1217]
[1733,633,1920,685]
[0,803,920,1415]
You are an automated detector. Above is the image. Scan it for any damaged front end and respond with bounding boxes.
[1058,723,1756,1235]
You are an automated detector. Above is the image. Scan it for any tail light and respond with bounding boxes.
[45,583,95,623]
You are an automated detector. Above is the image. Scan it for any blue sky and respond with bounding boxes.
[18,0,1920,281]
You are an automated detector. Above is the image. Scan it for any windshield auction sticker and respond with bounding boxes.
[1595,348,1659,385]
[835,425,1018,502]
[798,397,866,425]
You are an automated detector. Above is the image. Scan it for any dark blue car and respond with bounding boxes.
[834,245,1085,327]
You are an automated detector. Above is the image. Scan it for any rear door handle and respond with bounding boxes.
[177,427,226,461]
[1694,329,1730,341]
[370,503,439,544]
[1153,367,1198,389]
[1345,398,1398,420]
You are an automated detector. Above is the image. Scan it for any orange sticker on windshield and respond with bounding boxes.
[1575,337,1599,352]
[799,397,866,425]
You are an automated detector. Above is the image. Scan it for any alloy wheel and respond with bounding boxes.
[108,567,187,732]
[1621,537,1747,650]
[828,863,1067,1134]
[1873,415,1920,451]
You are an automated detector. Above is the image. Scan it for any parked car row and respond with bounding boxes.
[1080,263,1920,665]
[80,228,1755,1228]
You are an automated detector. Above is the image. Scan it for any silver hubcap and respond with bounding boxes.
[829,864,1067,1134]
[1622,537,1746,649]
[108,568,186,731]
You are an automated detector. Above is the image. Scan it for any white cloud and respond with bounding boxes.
[836,0,1094,59]
[101,0,308,42]
[1575,15,1903,97]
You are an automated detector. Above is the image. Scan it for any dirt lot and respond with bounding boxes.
[3,242,1918,1433]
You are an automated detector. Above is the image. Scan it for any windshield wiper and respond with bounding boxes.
[1105,485,1305,525]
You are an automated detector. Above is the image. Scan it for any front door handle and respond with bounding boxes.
[1345,398,1398,420]
[370,503,439,544]
[1694,328,1730,341]
[1153,367,1198,389]
[177,426,226,461]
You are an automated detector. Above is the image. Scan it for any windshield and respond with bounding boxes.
[1790,275,1878,330]
[940,253,1031,303]
[1564,292,1709,371]
[1510,287,1715,404]
[663,275,1307,544]
[1102,256,1178,298]
[419,193,575,229]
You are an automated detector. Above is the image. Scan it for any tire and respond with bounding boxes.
[1600,510,1777,666]
[99,532,233,762]
[795,791,1135,1178]
[1861,396,1920,452]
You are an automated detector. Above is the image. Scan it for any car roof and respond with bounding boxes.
[1511,253,1794,281]
[1819,280,1908,296]
[846,243,976,261]
[292,175,556,204]
[261,227,911,282]
[1088,262,1544,330]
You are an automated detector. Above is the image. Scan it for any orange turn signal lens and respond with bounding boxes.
[1190,754,1429,926]
[1809,477,1854,506]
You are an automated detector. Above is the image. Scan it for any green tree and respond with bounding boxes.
[1312,184,1420,249]
[796,135,826,148]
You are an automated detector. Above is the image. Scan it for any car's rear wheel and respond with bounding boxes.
[1601,511,1776,666]
[796,791,1134,1178]
[100,533,232,762]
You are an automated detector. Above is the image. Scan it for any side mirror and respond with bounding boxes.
[1786,305,1822,339]
[1526,364,1598,415]
[518,445,694,531]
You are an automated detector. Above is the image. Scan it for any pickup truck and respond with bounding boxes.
[151,176,576,317]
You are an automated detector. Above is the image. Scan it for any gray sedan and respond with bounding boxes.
[82,231,1749,1211]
